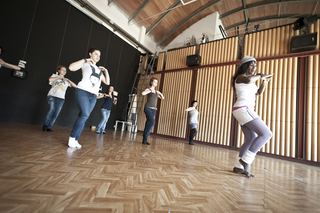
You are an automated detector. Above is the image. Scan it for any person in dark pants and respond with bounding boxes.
[141,77,164,145]
[186,100,199,145]
[95,85,117,134]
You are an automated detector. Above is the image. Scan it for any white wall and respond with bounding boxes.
[87,0,157,53]
[158,11,223,52]
[68,0,224,54]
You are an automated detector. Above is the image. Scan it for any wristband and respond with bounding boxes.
[83,59,86,63]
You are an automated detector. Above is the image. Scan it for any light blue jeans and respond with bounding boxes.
[44,96,65,129]
[70,88,97,140]
[96,108,111,133]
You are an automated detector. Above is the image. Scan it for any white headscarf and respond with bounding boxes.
[240,56,256,67]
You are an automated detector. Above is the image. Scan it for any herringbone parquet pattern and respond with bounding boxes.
[0,123,319,213]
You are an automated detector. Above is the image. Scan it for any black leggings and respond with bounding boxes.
[189,128,198,143]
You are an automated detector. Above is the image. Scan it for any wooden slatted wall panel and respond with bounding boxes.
[243,24,299,58]
[306,20,320,162]
[157,70,193,138]
[235,59,298,158]
[194,65,235,145]
[156,52,165,71]
[165,46,196,70]
[199,37,238,65]
[136,73,162,132]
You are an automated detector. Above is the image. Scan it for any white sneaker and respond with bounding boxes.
[75,140,82,148]
[68,137,76,148]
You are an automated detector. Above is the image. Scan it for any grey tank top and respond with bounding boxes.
[145,89,158,108]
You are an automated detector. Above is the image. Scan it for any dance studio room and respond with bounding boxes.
[1,0,320,212]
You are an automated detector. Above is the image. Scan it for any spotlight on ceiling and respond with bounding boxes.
[180,0,197,6]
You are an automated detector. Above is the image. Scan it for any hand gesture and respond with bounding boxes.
[99,66,107,72]
[261,73,274,80]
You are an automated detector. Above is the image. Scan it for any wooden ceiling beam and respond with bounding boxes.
[224,14,304,31]
[157,0,222,46]
[146,0,182,35]
[128,0,152,23]
[220,0,320,20]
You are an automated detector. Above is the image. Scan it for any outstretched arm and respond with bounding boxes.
[0,59,21,70]
[185,107,195,112]
[237,73,274,84]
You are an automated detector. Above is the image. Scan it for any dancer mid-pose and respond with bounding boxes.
[43,66,76,132]
[68,47,110,148]
[141,77,164,145]
[95,85,117,134]
[232,56,273,178]
[185,100,199,145]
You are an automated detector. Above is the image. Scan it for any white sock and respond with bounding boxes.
[241,150,256,165]
[234,156,244,169]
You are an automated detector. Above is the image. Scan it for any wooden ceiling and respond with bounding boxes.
[108,0,320,48]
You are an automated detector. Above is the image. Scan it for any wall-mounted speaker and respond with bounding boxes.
[290,32,318,53]
[186,54,201,67]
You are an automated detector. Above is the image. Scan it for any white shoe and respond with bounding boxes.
[68,137,76,148]
[75,140,82,148]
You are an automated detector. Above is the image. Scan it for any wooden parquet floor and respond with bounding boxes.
[0,123,319,213]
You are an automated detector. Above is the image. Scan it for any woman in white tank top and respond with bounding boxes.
[232,56,274,178]
[67,47,110,148]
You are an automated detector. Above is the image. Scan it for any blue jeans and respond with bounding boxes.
[70,88,97,140]
[44,96,65,129]
[96,108,111,133]
[143,107,156,142]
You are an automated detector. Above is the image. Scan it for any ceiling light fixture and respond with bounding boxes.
[180,0,197,6]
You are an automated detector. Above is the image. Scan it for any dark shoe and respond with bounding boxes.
[189,141,194,145]
[47,129,53,132]
[42,125,48,131]
[142,141,150,145]
[102,131,106,134]
[233,167,245,174]
[239,159,255,178]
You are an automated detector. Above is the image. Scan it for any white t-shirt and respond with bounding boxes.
[188,109,199,125]
[77,63,103,95]
[233,82,258,108]
[47,74,71,99]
